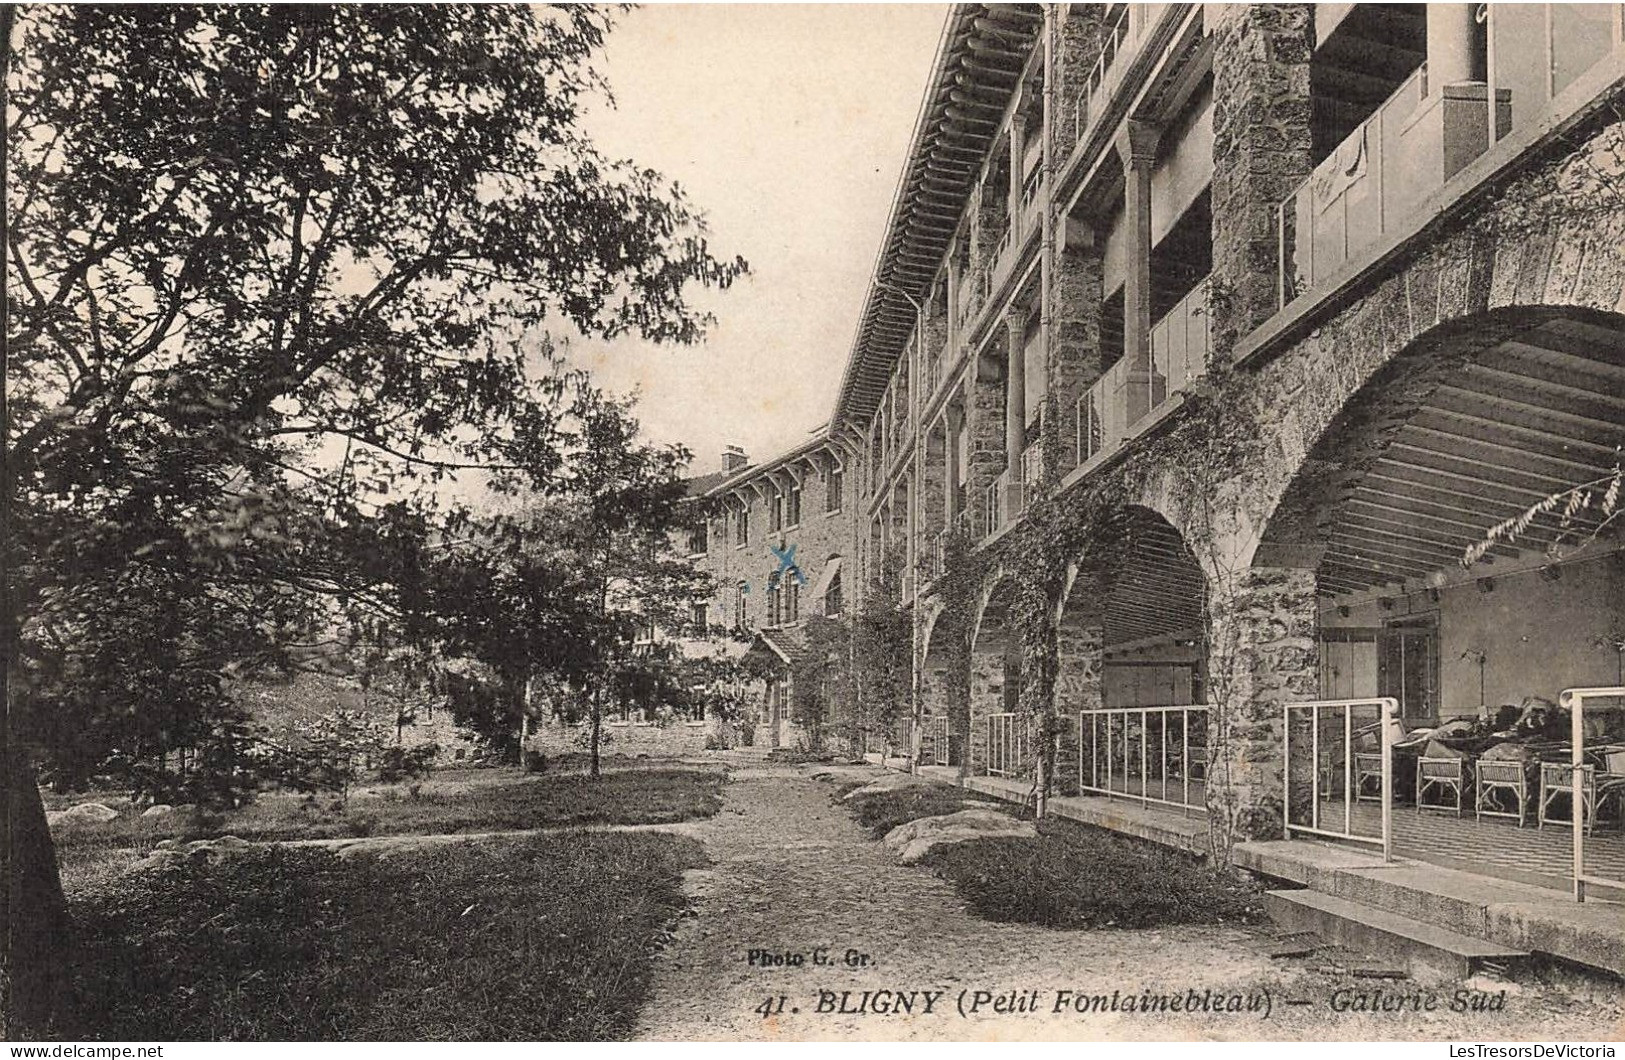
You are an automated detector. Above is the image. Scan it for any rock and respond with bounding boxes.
[182,834,255,865]
[154,838,182,851]
[44,810,67,827]
[141,804,175,818]
[63,801,119,823]
[882,808,1037,865]
[841,773,945,801]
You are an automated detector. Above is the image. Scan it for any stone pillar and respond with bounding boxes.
[1004,311,1027,483]
[943,403,963,531]
[966,344,1007,538]
[969,639,1003,774]
[1048,222,1104,469]
[1209,3,1314,360]
[1055,8,1108,147]
[1118,119,1160,426]
[1054,603,1104,797]
[1427,4,1481,88]
[1204,562,1320,844]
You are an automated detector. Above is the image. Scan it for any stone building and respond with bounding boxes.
[828,0,1625,907]
[676,432,862,749]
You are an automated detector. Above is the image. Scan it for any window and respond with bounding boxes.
[769,491,784,532]
[765,573,781,626]
[734,581,748,629]
[688,520,708,556]
[735,505,749,546]
[785,576,800,623]
[825,571,843,616]
[689,602,708,634]
[826,465,843,513]
[786,483,802,527]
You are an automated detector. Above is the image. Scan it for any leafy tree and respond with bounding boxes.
[2,5,744,1031]
[791,615,852,753]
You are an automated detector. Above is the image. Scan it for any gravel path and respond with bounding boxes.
[632,763,1624,1042]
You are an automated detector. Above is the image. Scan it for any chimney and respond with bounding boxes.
[722,445,748,473]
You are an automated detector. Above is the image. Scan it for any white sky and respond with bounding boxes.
[572,4,948,477]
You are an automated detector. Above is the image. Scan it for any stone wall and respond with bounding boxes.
[526,718,714,758]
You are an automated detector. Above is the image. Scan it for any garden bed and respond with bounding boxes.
[839,779,1264,930]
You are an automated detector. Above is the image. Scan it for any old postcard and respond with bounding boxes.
[3,1,1625,1047]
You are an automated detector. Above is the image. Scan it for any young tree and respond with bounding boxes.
[3,5,744,1031]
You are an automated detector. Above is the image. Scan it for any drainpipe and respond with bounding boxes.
[879,280,926,776]
[1034,2,1059,821]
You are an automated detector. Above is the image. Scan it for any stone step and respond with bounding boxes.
[1265,888,1531,982]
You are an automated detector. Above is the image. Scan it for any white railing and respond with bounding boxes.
[921,714,952,767]
[1277,65,1430,305]
[1150,277,1212,399]
[1559,686,1625,903]
[929,528,949,581]
[1019,442,1043,492]
[986,712,1024,778]
[1283,697,1396,861]
[1078,705,1208,812]
[983,468,1009,537]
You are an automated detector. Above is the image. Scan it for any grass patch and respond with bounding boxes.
[922,817,1265,930]
[843,782,998,839]
[62,831,706,1041]
[52,767,724,858]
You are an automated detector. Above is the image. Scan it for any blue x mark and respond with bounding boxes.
[769,543,807,586]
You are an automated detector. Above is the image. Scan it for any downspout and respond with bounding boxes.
[1034,2,1059,820]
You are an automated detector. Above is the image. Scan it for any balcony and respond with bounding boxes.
[1278,7,1625,309]
[1069,3,1147,148]
[1074,277,1212,471]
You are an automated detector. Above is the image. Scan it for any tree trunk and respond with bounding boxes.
[589,686,602,779]
[3,753,71,1036]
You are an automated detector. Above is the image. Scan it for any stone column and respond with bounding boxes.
[1209,3,1314,360]
[966,344,1007,538]
[943,403,963,531]
[1054,594,1105,797]
[1004,311,1027,485]
[1049,221,1104,469]
[1117,119,1160,426]
[1427,4,1481,87]
[1204,561,1320,844]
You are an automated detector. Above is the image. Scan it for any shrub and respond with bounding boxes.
[921,818,1265,930]
[844,784,997,839]
[377,744,438,784]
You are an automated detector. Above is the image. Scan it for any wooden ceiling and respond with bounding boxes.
[1105,512,1205,648]
[1319,316,1625,595]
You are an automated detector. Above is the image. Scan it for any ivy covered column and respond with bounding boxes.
[1209,3,1313,359]
[1046,225,1104,471]
[1204,559,1320,847]
[966,343,1007,539]
[1052,570,1105,797]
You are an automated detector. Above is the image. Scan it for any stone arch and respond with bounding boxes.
[1054,505,1209,798]
[967,571,1021,776]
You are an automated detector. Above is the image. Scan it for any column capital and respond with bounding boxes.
[1115,118,1162,171]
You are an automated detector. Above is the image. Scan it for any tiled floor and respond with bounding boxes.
[1325,797,1625,891]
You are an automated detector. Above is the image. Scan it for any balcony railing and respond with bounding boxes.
[1150,278,1211,401]
[1282,697,1397,861]
[1078,705,1208,812]
[986,712,1024,778]
[1280,7,1625,308]
[982,468,1009,538]
[1019,441,1043,491]
[1073,275,1212,472]
[1072,3,1135,146]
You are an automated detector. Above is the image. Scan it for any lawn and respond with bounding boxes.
[61,831,707,1041]
[841,781,1265,930]
[49,765,724,891]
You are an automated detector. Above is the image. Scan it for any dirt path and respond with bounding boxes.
[632,764,1624,1042]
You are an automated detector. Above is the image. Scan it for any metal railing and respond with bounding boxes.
[1283,697,1396,862]
[1559,686,1625,902]
[1078,705,1209,812]
[920,715,952,767]
[986,712,1024,778]
[1019,442,1043,493]
[983,468,1010,537]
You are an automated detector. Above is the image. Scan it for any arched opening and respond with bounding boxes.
[1258,308,1625,883]
[918,607,963,768]
[968,576,1022,777]
[1059,506,1209,806]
